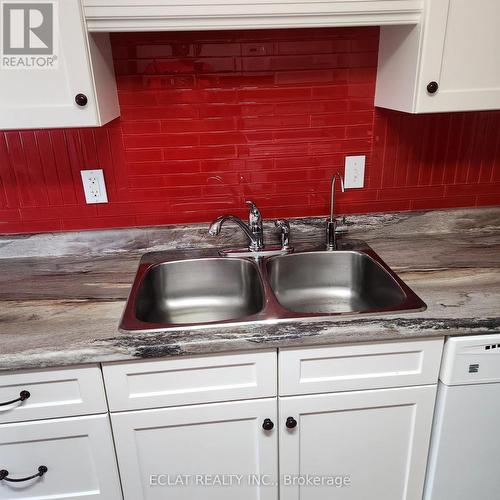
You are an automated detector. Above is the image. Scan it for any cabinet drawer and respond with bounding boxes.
[0,414,122,499]
[279,338,444,396]
[103,350,277,411]
[0,365,107,424]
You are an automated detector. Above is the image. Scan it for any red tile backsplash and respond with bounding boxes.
[1,27,500,234]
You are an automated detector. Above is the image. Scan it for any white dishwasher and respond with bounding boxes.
[424,333,500,500]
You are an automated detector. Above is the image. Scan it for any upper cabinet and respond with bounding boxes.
[83,0,423,32]
[376,0,500,113]
[0,0,119,130]
[2,0,499,130]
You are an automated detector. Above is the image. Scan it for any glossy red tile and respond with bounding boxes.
[277,40,339,55]
[445,182,500,197]
[200,158,247,172]
[236,115,309,130]
[0,208,21,222]
[311,111,373,127]
[121,105,198,120]
[118,91,158,106]
[125,134,199,149]
[199,132,248,146]
[128,160,201,176]
[156,89,238,105]
[125,149,163,162]
[477,193,500,206]
[1,219,62,234]
[275,69,339,86]
[238,87,311,103]
[161,117,235,133]
[20,205,97,221]
[378,186,446,201]
[0,27,499,234]
[162,145,237,161]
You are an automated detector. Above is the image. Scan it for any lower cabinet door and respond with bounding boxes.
[111,398,278,500]
[279,385,437,500]
[0,414,122,500]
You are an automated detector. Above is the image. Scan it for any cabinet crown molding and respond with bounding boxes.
[83,0,423,32]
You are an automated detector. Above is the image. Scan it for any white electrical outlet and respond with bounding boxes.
[81,169,108,204]
[344,155,365,189]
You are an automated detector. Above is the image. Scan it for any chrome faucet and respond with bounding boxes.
[325,172,345,250]
[275,219,291,251]
[208,200,264,252]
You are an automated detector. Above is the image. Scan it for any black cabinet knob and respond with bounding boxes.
[286,416,297,429]
[75,93,88,107]
[427,81,439,94]
[262,418,274,431]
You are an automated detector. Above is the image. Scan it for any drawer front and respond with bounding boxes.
[0,365,107,424]
[279,338,444,396]
[0,414,122,499]
[103,350,277,411]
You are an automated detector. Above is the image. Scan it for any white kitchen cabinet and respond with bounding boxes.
[0,364,108,424]
[111,398,278,500]
[279,338,443,396]
[0,0,119,130]
[103,350,277,411]
[279,385,437,500]
[376,0,500,112]
[0,340,443,500]
[108,342,442,500]
[83,0,423,32]
[0,414,122,499]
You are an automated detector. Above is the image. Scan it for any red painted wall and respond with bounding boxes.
[0,27,499,234]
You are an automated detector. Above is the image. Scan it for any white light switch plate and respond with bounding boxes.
[344,155,365,189]
[81,169,108,204]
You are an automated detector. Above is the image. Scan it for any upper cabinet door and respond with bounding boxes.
[416,0,500,112]
[376,0,500,113]
[0,0,119,130]
[279,385,436,500]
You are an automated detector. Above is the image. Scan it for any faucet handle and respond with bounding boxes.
[274,219,291,251]
[245,200,259,212]
[335,216,348,234]
[245,200,262,226]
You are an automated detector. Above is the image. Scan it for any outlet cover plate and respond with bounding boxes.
[81,169,108,204]
[344,155,365,189]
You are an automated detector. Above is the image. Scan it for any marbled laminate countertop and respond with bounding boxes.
[1,207,499,371]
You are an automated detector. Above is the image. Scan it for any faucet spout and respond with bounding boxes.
[326,172,345,251]
[208,214,263,251]
[329,172,345,223]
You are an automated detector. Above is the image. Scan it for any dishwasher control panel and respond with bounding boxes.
[440,334,500,385]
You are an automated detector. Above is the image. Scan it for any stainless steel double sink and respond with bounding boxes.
[120,240,426,333]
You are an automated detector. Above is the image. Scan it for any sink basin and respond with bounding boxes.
[266,251,408,314]
[120,242,426,333]
[134,258,264,325]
